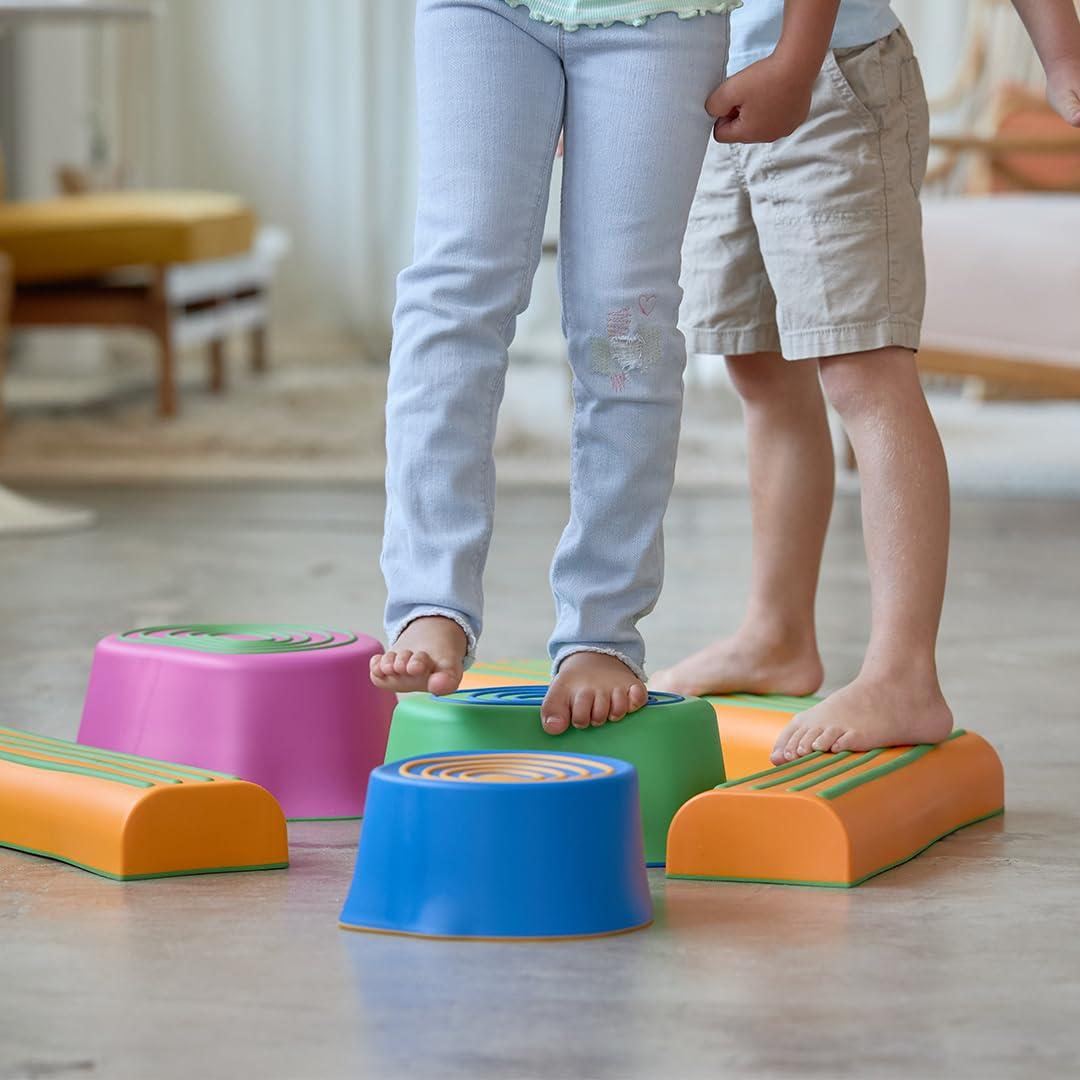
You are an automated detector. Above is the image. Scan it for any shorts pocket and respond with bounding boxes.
[824,42,884,134]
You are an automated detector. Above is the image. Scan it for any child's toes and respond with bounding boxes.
[406,650,432,675]
[541,686,572,735]
[627,682,648,713]
[378,651,398,676]
[783,725,810,761]
[590,690,611,727]
[609,686,628,721]
[427,662,462,696]
[369,654,389,686]
[571,691,595,730]
[812,726,843,752]
[831,728,861,753]
[770,720,799,764]
[392,649,414,675]
[796,727,824,757]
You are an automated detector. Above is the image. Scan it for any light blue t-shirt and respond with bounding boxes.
[728,0,900,75]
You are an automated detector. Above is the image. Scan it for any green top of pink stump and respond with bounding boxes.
[117,623,359,655]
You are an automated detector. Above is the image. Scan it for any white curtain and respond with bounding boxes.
[144,0,417,356]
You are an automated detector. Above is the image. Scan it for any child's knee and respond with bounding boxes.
[726,351,812,405]
[819,348,919,418]
[397,252,530,335]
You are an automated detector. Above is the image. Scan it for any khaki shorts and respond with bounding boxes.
[680,27,930,361]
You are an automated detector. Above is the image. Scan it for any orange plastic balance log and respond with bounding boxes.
[0,725,288,880]
[666,730,1004,887]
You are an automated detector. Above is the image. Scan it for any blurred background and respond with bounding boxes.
[0,0,1077,513]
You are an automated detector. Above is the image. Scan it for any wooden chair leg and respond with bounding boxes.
[208,338,226,393]
[0,254,11,442]
[149,267,178,418]
[251,323,267,374]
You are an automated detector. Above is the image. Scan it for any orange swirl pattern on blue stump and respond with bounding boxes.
[399,752,616,783]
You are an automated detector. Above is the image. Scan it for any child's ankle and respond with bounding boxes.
[739,613,819,658]
[857,653,942,692]
[394,614,469,654]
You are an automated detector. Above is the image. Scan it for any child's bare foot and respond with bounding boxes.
[769,670,954,764]
[650,628,823,698]
[541,652,649,735]
[370,616,467,696]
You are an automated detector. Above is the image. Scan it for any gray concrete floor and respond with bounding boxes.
[1,483,1078,1079]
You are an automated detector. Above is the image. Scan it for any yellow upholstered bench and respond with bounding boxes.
[0,190,267,420]
[0,191,254,283]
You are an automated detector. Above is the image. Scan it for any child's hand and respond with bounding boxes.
[1046,56,1080,126]
[1010,1,1080,126]
[705,53,815,144]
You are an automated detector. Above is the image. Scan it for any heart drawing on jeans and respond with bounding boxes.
[638,294,657,316]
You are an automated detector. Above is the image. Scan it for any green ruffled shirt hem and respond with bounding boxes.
[499,0,741,32]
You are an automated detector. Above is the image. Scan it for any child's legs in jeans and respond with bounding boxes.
[541,13,730,729]
[652,350,832,697]
[379,0,564,687]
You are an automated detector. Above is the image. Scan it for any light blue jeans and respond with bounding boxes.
[383,0,730,679]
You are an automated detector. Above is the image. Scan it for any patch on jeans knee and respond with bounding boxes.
[590,310,662,392]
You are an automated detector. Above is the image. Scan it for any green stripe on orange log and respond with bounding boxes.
[706,693,820,713]
[714,751,825,789]
[0,726,228,782]
[817,730,967,801]
[752,752,853,790]
[0,748,154,788]
[0,732,187,785]
[0,725,232,779]
[788,748,887,791]
[0,744,179,786]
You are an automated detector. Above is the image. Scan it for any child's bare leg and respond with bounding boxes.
[772,347,954,762]
[370,616,467,697]
[652,352,831,697]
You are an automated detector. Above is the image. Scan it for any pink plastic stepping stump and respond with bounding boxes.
[78,624,395,819]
